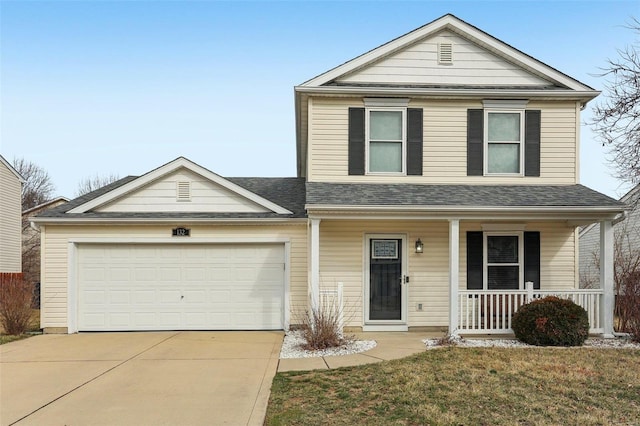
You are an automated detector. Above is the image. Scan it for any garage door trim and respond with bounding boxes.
[67,237,291,334]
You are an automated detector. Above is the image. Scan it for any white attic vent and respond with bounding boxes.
[438,42,453,64]
[176,181,191,201]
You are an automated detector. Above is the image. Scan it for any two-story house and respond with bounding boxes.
[32,15,624,336]
[1,154,24,275]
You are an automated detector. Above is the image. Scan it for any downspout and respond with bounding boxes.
[612,211,627,226]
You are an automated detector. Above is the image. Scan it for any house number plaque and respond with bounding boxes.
[172,227,190,237]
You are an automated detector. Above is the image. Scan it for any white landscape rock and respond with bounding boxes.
[423,335,640,349]
[280,330,377,359]
[280,331,639,359]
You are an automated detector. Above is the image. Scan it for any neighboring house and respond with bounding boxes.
[0,154,24,274]
[32,14,625,336]
[21,197,69,286]
[580,186,640,289]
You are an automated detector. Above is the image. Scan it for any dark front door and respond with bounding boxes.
[369,238,402,321]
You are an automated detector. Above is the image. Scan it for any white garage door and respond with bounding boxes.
[77,243,285,331]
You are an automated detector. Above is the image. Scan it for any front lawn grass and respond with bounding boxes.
[266,347,640,425]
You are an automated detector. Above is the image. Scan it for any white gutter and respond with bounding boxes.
[30,217,308,225]
[612,210,628,226]
[305,204,624,213]
[294,86,600,102]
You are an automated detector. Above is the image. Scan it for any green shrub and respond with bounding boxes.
[512,296,589,346]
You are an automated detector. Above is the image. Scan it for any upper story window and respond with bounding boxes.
[467,100,540,178]
[485,110,524,175]
[367,109,406,174]
[348,98,423,177]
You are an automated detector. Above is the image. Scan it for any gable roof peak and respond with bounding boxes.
[66,156,293,215]
[297,13,595,93]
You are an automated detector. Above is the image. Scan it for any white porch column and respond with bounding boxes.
[600,220,615,338]
[449,219,460,335]
[310,218,321,312]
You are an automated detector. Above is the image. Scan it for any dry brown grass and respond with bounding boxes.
[0,309,40,340]
[266,347,640,425]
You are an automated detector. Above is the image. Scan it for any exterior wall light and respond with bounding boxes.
[415,238,424,253]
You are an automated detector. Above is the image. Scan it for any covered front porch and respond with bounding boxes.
[449,218,616,337]
[305,182,625,337]
[306,216,618,337]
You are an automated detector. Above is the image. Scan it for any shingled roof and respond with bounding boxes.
[34,178,625,221]
[35,176,307,220]
[306,183,625,210]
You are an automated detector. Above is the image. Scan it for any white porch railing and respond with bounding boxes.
[458,285,604,334]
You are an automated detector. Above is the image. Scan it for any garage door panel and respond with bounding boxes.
[158,267,181,281]
[109,291,130,304]
[78,244,284,331]
[84,290,107,304]
[134,290,155,304]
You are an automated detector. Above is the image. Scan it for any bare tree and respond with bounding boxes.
[75,174,120,197]
[12,158,55,211]
[591,19,640,185]
[582,215,640,339]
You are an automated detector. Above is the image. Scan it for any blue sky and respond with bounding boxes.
[1,0,638,198]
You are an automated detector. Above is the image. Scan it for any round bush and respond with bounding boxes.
[512,296,589,346]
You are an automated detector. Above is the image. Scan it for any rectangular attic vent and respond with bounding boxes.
[438,42,453,64]
[176,181,191,201]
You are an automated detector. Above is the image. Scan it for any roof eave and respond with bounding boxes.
[306,204,624,218]
[30,217,307,225]
[294,86,600,103]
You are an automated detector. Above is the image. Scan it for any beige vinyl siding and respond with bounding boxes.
[337,31,552,87]
[318,220,450,328]
[459,222,578,291]
[308,97,577,185]
[319,220,577,328]
[97,169,269,213]
[0,162,22,272]
[40,224,307,330]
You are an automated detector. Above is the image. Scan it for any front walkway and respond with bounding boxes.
[277,331,442,372]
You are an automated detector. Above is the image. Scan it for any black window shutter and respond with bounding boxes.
[467,109,483,176]
[406,108,423,175]
[467,231,483,289]
[348,107,365,175]
[524,110,541,177]
[524,231,541,289]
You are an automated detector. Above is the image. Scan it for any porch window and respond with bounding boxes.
[467,231,540,290]
[486,234,522,290]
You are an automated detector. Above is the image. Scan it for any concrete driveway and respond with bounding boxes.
[0,331,283,426]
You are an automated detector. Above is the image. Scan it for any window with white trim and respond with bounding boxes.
[484,233,523,290]
[484,110,524,175]
[366,108,406,174]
